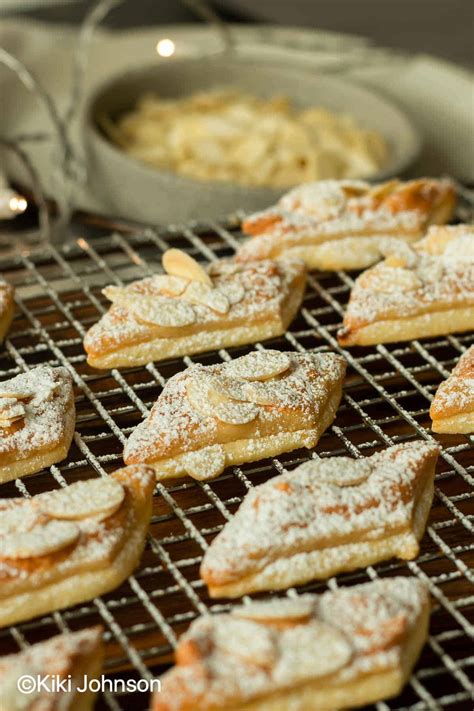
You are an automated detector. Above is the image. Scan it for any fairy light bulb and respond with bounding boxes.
[156,39,175,58]
[0,189,28,219]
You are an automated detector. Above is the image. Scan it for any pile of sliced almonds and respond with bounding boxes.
[186,351,292,426]
[0,391,31,428]
[0,478,125,560]
[103,249,247,328]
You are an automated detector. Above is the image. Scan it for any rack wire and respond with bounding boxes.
[0,213,472,711]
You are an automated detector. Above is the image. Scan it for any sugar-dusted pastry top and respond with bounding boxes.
[339,224,474,330]
[430,346,474,419]
[84,250,306,358]
[0,366,75,464]
[238,178,456,259]
[152,577,429,711]
[0,465,155,598]
[201,441,438,588]
[124,350,346,472]
[0,627,102,710]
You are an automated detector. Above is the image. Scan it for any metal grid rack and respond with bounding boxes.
[0,214,472,711]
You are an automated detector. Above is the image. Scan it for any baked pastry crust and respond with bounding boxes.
[0,464,155,628]
[84,250,306,369]
[0,366,76,485]
[238,178,456,270]
[430,346,474,433]
[0,280,14,343]
[0,627,103,711]
[152,577,430,711]
[124,350,346,482]
[338,224,474,346]
[201,441,438,597]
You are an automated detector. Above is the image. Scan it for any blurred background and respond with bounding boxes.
[1,0,473,67]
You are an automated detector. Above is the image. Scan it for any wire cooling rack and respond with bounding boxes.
[0,213,472,711]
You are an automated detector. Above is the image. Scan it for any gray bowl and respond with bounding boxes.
[84,56,421,225]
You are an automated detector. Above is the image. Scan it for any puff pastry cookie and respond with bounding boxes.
[201,441,438,597]
[0,366,76,485]
[84,249,306,369]
[0,627,103,711]
[338,224,474,346]
[430,346,474,434]
[0,279,14,343]
[0,465,155,627]
[237,178,456,271]
[152,577,430,711]
[124,350,346,481]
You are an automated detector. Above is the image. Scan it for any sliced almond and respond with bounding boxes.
[0,400,25,419]
[359,267,422,294]
[215,401,259,425]
[384,255,407,268]
[0,506,40,536]
[162,249,212,286]
[104,286,196,328]
[183,281,230,314]
[37,478,125,521]
[0,520,79,559]
[218,281,246,305]
[297,458,372,487]
[280,621,352,682]
[0,391,31,401]
[213,617,276,668]
[241,380,280,406]
[233,597,315,626]
[150,274,189,296]
[182,445,226,481]
[226,351,291,382]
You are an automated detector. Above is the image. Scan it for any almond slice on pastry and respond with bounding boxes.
[84,255,306,369]
[0,465,155,628]
[200,441,438,598]
[0,627,103,711]
[0,366,76,485]
[151,577,430,711]
[338,224,474,346]
[237,178,456,271]
[430,345,474,434]
[0,279,14,343]
[123,351,346,482]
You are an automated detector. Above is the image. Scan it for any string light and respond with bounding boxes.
[0,188,28,220]
[156,38,175,58]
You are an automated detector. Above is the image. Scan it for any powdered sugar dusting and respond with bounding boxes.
[201,441,438,586]
[431,346,474,418]
[239,178,454,261]
[124,351,346,467]
[0,366,75,463]
[84,258,305,358]
[0,627,102,709]
[154,577,428,710]
[341,227,474,329]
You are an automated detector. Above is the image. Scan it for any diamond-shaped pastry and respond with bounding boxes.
[0,279,14,343]
[0,465,155,627]
[237,178,456,271]
[338,224,474,346]
[84,250,307,369]
[430,346,474,434]
[0,627,103,711]
[201,441,438,597]
[0,366,76,485]
[124,351,346,482]
[151,577,430,711]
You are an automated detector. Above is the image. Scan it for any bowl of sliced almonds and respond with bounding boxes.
[84,55,420,224]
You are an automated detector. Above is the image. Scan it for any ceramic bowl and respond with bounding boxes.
[84,55,421,224]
